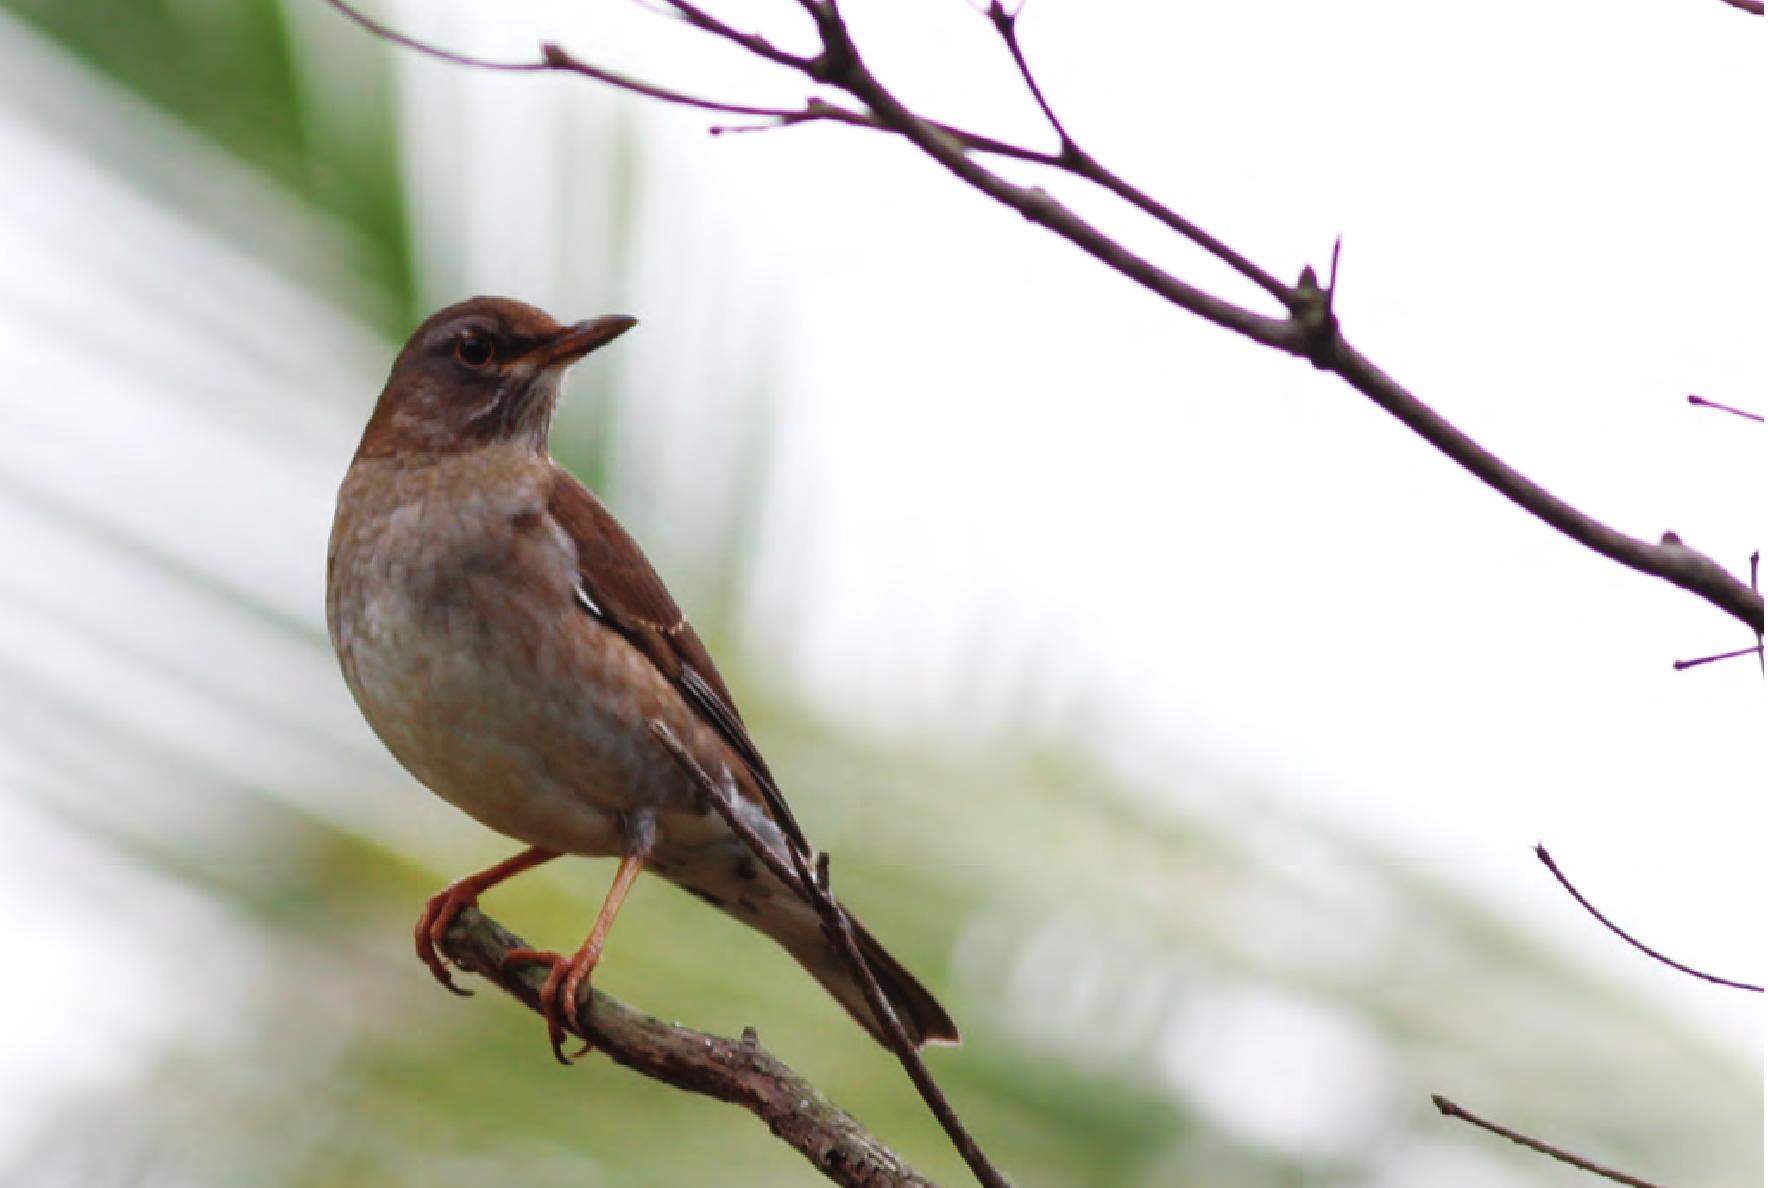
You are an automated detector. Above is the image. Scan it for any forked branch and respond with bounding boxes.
[319,0,1763,640]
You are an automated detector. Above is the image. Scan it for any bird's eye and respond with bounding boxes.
[454,333,497,368]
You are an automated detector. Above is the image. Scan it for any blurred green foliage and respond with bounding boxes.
[0,0,413,326]
[12,704,1758,1186]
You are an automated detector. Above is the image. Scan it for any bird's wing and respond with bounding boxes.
[546,464,810,855]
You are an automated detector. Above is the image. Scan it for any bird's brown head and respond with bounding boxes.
[356,296,636,458]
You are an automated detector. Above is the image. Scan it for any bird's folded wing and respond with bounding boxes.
[546,465,810,855]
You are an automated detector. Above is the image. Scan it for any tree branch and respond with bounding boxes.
[317,0,832,120]
[1330,346,1761,633]
[978,3,1291,305]
[1432,1095,1665,1188]
[437,903,936,1188]
[1534,844,1762,993]
[318,0,1764,639]
[1687,394,1763,422]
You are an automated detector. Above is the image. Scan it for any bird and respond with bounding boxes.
[325,295,958,1062]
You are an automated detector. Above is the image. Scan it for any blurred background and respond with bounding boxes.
[0,0,1759,1185]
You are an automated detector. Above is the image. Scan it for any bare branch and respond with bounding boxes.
[804,12,1301,347]
[1711,0,1763,14]
[1687,393,1764,422]
[1331,354,1762,635]
[317,0,545,71]
[436,905,935,1188]
[978,4,1292,303]
[1673,642,1764,671]
[317,0,1767,636]
[650,722,1013,1188]
[709,100,1067,168]
[811,12,1768,636]
[985,3,1077,154]
[537,42,814,119]
[1535,845,1761,992]
[318,0,821,120]
[1432,1095,1665,1188]
[661,0,817,71]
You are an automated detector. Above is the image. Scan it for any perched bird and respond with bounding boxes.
[326,296,957,1061]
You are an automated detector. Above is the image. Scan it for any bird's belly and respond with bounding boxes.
[339,583,678,856]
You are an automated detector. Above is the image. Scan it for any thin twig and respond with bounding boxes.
[661,0,1289,308]
[318,0,824,119]
[710,101,1068,167]
[979,4,1291,303]
[1672,642,1765,671]
[1432,1095,1665,1188]
[665,0,816,70]
[986,2,1076,153]
[816,11,1300,338]
[1535,844,1762,992]
[1686,394,1764,422]
[435,904,935,1188]
[650,722,1013,1188]
[316,0,546,70]
[538,43,816,119]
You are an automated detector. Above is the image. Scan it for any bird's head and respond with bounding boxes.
[358,296,637,458]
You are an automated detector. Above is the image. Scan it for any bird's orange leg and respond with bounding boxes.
[416,847,559,995]
[504,851,647,1065]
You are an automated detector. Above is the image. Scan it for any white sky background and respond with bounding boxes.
[0,0,1758,1149]
[401,0,1763,1047]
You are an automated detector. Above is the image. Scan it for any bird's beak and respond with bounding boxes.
[527,315,638,369]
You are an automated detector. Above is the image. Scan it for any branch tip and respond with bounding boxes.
[1432,1094,1666,1188]
[1672,643,1764,672]
[1535,844,1761,991]
[1686,394,1764,422]
[1288,262,1340,368]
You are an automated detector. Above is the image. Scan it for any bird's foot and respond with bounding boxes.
[412,848,562,997]
[502,946,596,1064]
[414,882,488,996]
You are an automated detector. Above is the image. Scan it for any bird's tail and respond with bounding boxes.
[784,903,961,1050]
[666,810,958,1049]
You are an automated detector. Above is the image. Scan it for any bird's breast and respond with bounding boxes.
[326,454,698,854]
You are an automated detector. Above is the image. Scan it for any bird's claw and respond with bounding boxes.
[502,946,597,1064]
[414,884,481,996]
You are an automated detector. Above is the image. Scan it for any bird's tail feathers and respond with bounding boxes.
[786,903,960,1050]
